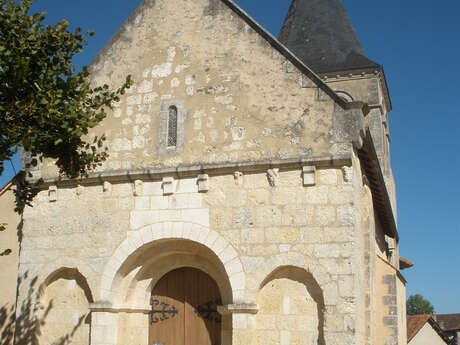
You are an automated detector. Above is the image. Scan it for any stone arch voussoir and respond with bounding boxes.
[257,252,332,301]
[99,221,244,304]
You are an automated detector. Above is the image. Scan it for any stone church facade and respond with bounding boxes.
[3,0,408,345]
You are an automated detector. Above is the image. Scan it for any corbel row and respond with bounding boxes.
[47,165,353,202]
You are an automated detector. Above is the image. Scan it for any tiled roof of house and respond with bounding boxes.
[437,314,460,331]
[407,315,451,344]
[408,315,432,342]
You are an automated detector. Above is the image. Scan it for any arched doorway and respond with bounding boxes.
[149,267,222,345]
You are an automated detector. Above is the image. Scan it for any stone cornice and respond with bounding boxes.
[33,154,352,188]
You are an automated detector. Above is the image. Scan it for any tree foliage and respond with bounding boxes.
[0,0,132,181]
[407,294,435,315]
[0,0,132,256]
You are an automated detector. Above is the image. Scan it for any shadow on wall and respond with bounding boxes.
[0,272,88,345]
[259,266,326,345]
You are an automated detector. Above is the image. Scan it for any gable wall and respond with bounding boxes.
[410,323,447,345]
[35,0,346,181]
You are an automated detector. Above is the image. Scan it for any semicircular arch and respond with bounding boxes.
[100,221,245,305]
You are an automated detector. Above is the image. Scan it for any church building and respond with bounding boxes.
[3,0,409,344]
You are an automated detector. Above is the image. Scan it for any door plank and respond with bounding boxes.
[149,268,221,345]
[149,269,185,345]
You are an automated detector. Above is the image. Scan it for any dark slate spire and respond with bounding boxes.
[279,0,380,74]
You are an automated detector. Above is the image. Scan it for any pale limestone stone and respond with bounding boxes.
[342,166,353,183]
[337,205,354,226]
[212,236,229,255]
[241,228,264,244]
[151,195,169,209]
[180,208,209,227]
[338,275,354,297]
[143,92,158,104]
[241,256,264,273]
[265,227,300,244]
[267,168,280,187]
[234,171,244,186]
[162,177,175,195]
[197,174,210,193]
[176,178,199,194]
[302,166,316,186]
[319,169,338,185]
[280,244,291,253]
[103,181,112,194]
[127,94,142,105]
[305,186,329,204]
[137,79,153,93]
[272,188,297,206]
[229,271,246,291]
[314,244,341,258]
[220,245,238,264]
[329,187,353,204]
[315,206,336,226]
[151,63,172,78]
[135,196,150,210]
[280,330,291,345]
[134,180,143,196]
[76,185,84,196]
[233,314,248,330]
[49,185,57,202]
[111,138,132,152]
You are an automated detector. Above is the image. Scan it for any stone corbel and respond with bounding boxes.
[302,166,316,186]
[76,185,84,196]
[217,303,259,315]
[234,171,244,186]
[103,181,112,195]
[134,180,143,196]
[49,185,57,202]
[342,166,353,184]
[197,174,210,193]
[267,168,280,187]
[162,177,174,195]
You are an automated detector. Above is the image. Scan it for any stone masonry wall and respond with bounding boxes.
[34,0,348,181]
[18,164,363,345]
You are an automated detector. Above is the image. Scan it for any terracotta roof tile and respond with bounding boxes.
[407,315,432,342]
[437,314,460,331]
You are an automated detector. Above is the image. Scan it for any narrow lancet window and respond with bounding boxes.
[167,106,178,147]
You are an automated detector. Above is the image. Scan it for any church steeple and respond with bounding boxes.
[279,0,380,74]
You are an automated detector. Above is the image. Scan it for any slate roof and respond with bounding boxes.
[437,314,460,332]
[279,0,380,74]
[407,315,451,344]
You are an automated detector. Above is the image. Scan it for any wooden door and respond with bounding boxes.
[149,267,222,345]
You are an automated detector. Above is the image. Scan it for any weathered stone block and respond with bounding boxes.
[305,186,329,204]
[315,206,336,226]
[319,169,338,185]
[302,165,316,186]
[49,185,57,202]
[162,177,175,195]
[134,180,143,196]
[342,166,353,183]
[267,168,280,187]
[197,174,210,193]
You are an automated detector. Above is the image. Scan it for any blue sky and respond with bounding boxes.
[1,0,459,313]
